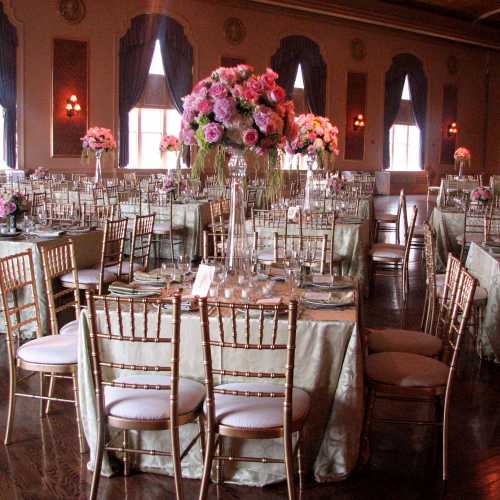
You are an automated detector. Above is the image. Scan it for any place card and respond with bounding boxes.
[191,264,215,298]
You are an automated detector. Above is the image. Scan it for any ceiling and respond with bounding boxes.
[381,1,500,25]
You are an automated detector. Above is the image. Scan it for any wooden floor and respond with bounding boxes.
[0,195,499,499]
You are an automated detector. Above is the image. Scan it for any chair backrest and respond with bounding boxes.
[0,250,43,346]
[399,189,408,239]
[403,205,418,262]
[251,208,288,233]
[329,195,359,217]
[81,203,117,227]
[146,190,174,224]
[202,230,227,263]
[41,240,81,336]
[92,186,105,205]
[86,292,183,426]
[198,296,298,434]
[127,214,155,282]
[484,212,500,242]
[44,202,76,224]
[273,233,328,274]
[31,191,47,216]
[99,218,128,293]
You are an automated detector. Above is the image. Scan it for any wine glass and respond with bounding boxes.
[160,263,172,292]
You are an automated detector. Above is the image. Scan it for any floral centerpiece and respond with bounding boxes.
[81,126,117,183]
[32,166,48,180]
[180,65,296,270]
[0,193,28,231]
[471,186,492,204]
[454,147,471,178]
[159,135,180,154]
[285,113,340,169]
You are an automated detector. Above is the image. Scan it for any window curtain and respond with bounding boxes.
[383,53,427,169]
[271,35,326,116]
[158,17,193,114]
[119,14,161,167]
[0,3,17,168]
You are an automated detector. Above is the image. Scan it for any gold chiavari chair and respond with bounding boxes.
[30,191,47,217]
[43,202,77,225]
[208,199,229,233]
[106,185,120,205]
[60,218,128,294]
[273,232,328,273]
[374,189,405,243]
[92,186,106,205]
[117,189,142,218]
[119,214,155,283]
[197,296,309,500]
[484,211,500,242]
[81,203,117,228]
[147,190,185,264]
[329,194,360,217]
[0,250,85,453]
[457,202,491,263]
[202,229,227,263]
[369,205,417,303]
[251,208,289,264]
[245,186,258,215]
[86,292,205,500]
[363,266,477,480]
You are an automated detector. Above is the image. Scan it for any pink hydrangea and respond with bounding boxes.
[204,122,224,143]
[213,97,235,123]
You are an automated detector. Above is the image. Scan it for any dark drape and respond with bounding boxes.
[119,14,161,166]
[158,17,193,114]
[0,3,17,168]
[383,53,427,169]
[271,35,326,116]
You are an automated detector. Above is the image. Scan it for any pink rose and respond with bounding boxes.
[198,99,213,115]
[203,122,224,144]
[181,127,196,146]
[249,77,266,94]
[243,87,258,101]
[209,82,227,99]
[243,128,259,146]
[213,97,235,123]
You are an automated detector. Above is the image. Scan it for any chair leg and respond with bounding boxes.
[215,437,223,486]
[4,355,17,445]
[72,372,86,454]
[199,429,216,500]
[171,420,184,500]
[421,287,429,331]
[284,429,297,500]
[45,374,56,414]
[297,431,305,494]
[396,221,400,245]
[89,419,105,500]
[442,391,450,481]
[122,430,129,477]
[198,415,206,463]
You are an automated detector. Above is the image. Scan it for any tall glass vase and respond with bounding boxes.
[303,153,316,212]
[94,149,103,184]
[225,148,249,272]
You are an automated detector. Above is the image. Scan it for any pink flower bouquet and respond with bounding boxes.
[454,147,471,161]
[180,65,296,176]
[32,166,48,180]
[285,113,339,169]
[81,127,117,156]
[159,135,180,153]
[0,193,27,217]
[471,186,492,203]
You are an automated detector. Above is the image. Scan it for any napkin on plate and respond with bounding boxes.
[191,264,215,298]
[31,229,65,238]
[257,297,282,306]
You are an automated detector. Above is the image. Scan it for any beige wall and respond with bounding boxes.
[5,0,499,176]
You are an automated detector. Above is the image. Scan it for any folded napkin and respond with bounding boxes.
[31,229,65,238]
[257,297,282,306]
[109,282,160,295]
[191,264,215,298]
[134,270,166,283]
[303,291,330,302]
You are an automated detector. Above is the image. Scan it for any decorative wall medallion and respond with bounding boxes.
[224,17,246,46]
[447,55,458,75]
[58,0,86,25]
[351,38,366,61]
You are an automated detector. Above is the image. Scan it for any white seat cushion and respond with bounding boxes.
[257,248,275,264]
[376,213,398,222]
[106,261,144,275]
[60,319,79,336]
[153,222,184,234]
[367,328,442,357]
[370,243,405,260]
[17,335,78,365]
[206,382,310,429]
[104,374,205,421]
[456,233,483,245]
[437,282,487,304]
[366,352,449,388]
[60,268,117,286]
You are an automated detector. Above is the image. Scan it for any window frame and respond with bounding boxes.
[389,123,421,172]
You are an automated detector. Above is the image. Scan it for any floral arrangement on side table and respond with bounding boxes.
[180,64,296,188]
[285,113,340,169]
[471,186,492,204]
[159,135,180,154]
[81,127,117,183]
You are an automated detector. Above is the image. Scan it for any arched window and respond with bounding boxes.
[271,35,326,116]
[119,14,193,168]
[384,53,427,170]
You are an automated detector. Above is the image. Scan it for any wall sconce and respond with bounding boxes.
[65,94,81,118]
[447,121,458,137]
[353,113,365,131]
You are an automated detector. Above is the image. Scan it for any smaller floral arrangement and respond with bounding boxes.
[0,193,28,218]
[162,174,176,191]
[285,113,339,169]
[471,186,492,203]
[32,166,48,180]
[327,175,345,194]
[454,147,471,161]
[159,135,180,153]
[81,127,117,156]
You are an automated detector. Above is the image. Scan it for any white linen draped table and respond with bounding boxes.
[77,300,363,485]
[429,207,464,271]
[0,230,102,336]
[247,219,370,295]
[465,242,500,362]
[436,179,478,208]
